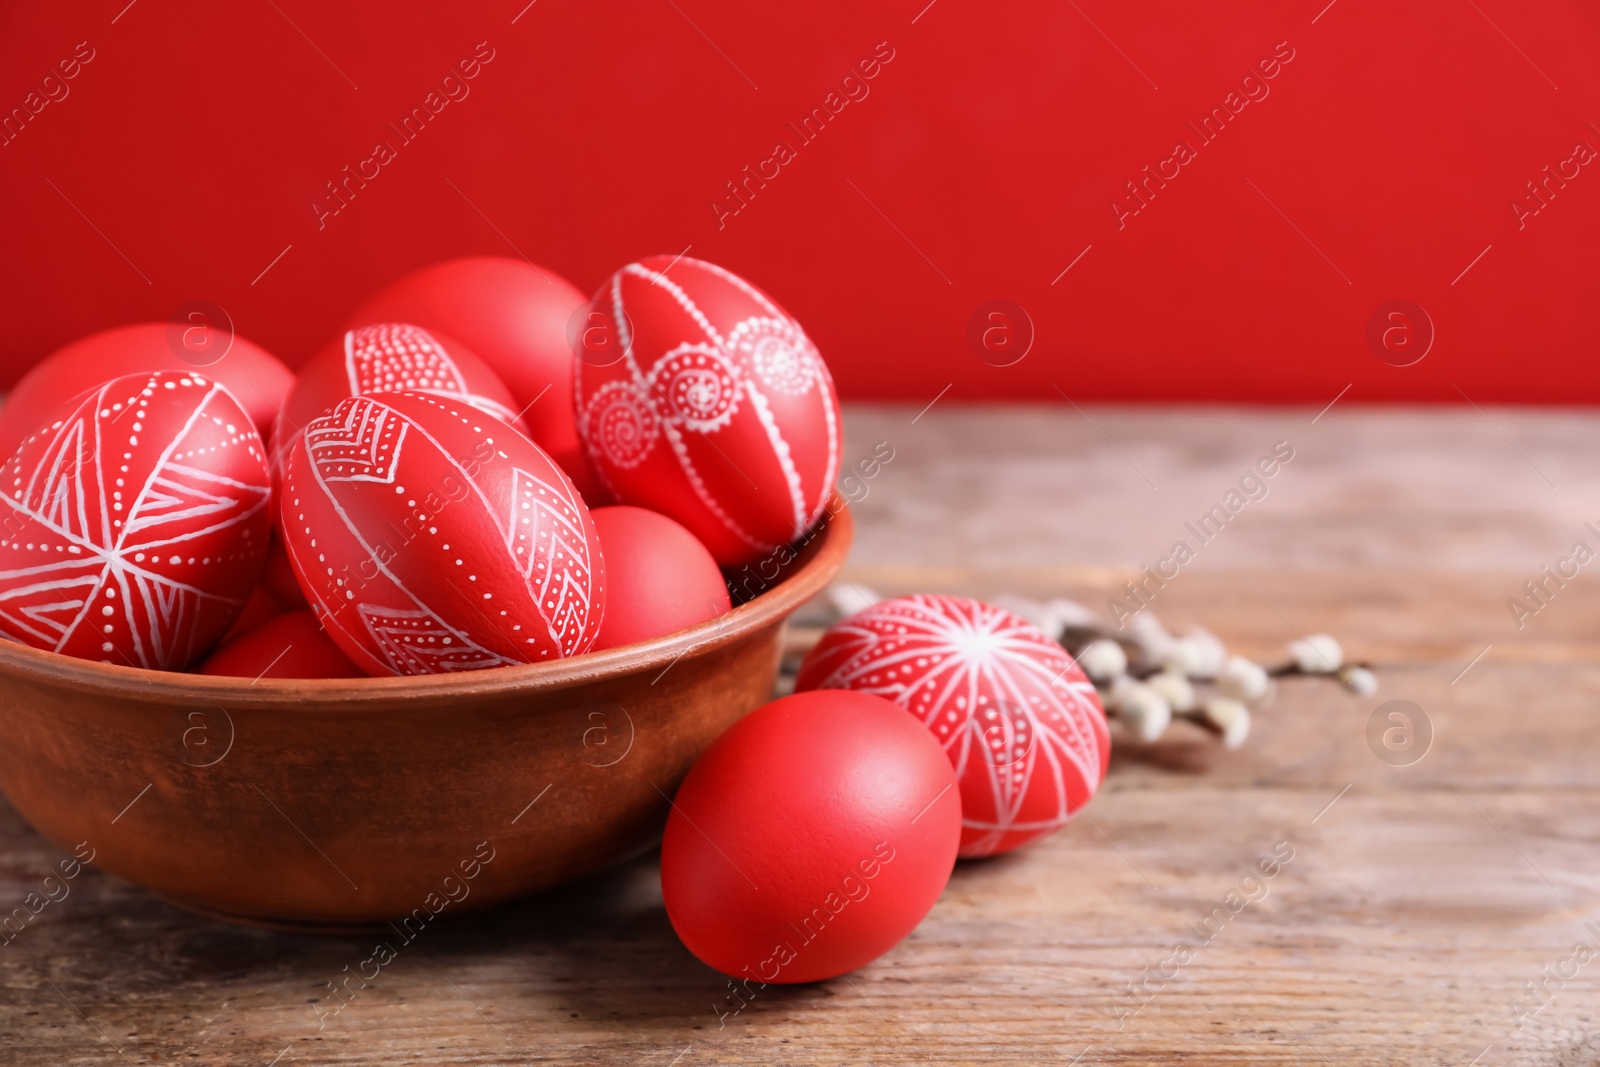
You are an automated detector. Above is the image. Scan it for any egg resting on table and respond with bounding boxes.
[796,594,1111,858]
[661,690,961,983]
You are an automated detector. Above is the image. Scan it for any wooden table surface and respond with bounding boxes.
[4,404,1598,1066]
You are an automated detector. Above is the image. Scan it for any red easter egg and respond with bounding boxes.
[0,370,271,669]
[346,257,600,499]
[221,585,284,642]
[663,691,960,983]
[278,391,605,675]
[273,323,526,468]
[0,323,292,459]
[574,256,841,565]
[796,595,1111,858]
[197,610,364,679]
[589,506,729,650]
[261,534,307,609]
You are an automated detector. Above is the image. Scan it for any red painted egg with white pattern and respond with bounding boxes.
[574,255,841,566]
[346,257,600,501]
[0,370,271,669]
[271,323,525,472]
[277,391,605,676]
[796,595,1110,858]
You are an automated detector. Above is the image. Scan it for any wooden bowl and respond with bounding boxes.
[0,501,852,931]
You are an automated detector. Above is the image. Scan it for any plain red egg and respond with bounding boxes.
[221,586,284,642]
[0,370,271,669]
[0,323,292,459]
[589,506,729,650]
[278,391,605,676]
[661,690,961,984]
[574,255,842,566]
[261,534,307,609]
[796,595,1111,858]
[197,610,365,679]
[346,257,600,499]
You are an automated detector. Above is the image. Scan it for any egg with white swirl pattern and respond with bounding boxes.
[573,255,841,566]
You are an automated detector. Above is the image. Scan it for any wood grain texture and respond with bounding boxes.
[3,405,1597,1066]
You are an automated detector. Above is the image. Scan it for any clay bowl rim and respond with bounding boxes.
[0,499,853,712]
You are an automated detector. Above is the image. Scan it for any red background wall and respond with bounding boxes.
[1,0,1596,403]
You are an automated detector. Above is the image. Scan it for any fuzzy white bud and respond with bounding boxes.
[1144,671,1197,713]
[1343,665,1378,697]
[1185,628,1228,678]
[1127,611,1174,664]
[1202,697,1251,749]
[1115,681,1172,743]
[1218,655,1271,705]
[1159,639,1203,678]
[1161,631,1225,679]
[1077,639,1128,683]
[1288,633,1343,673]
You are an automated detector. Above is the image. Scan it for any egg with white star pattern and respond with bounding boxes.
[0,370,271,669]
[796,594,1110,857]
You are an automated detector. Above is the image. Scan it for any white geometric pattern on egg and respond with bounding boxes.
[0,371,271,669]
[344,322,521,427]
[283,392,600,675]
[800,594,1109,858]
[267,323,524,486]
